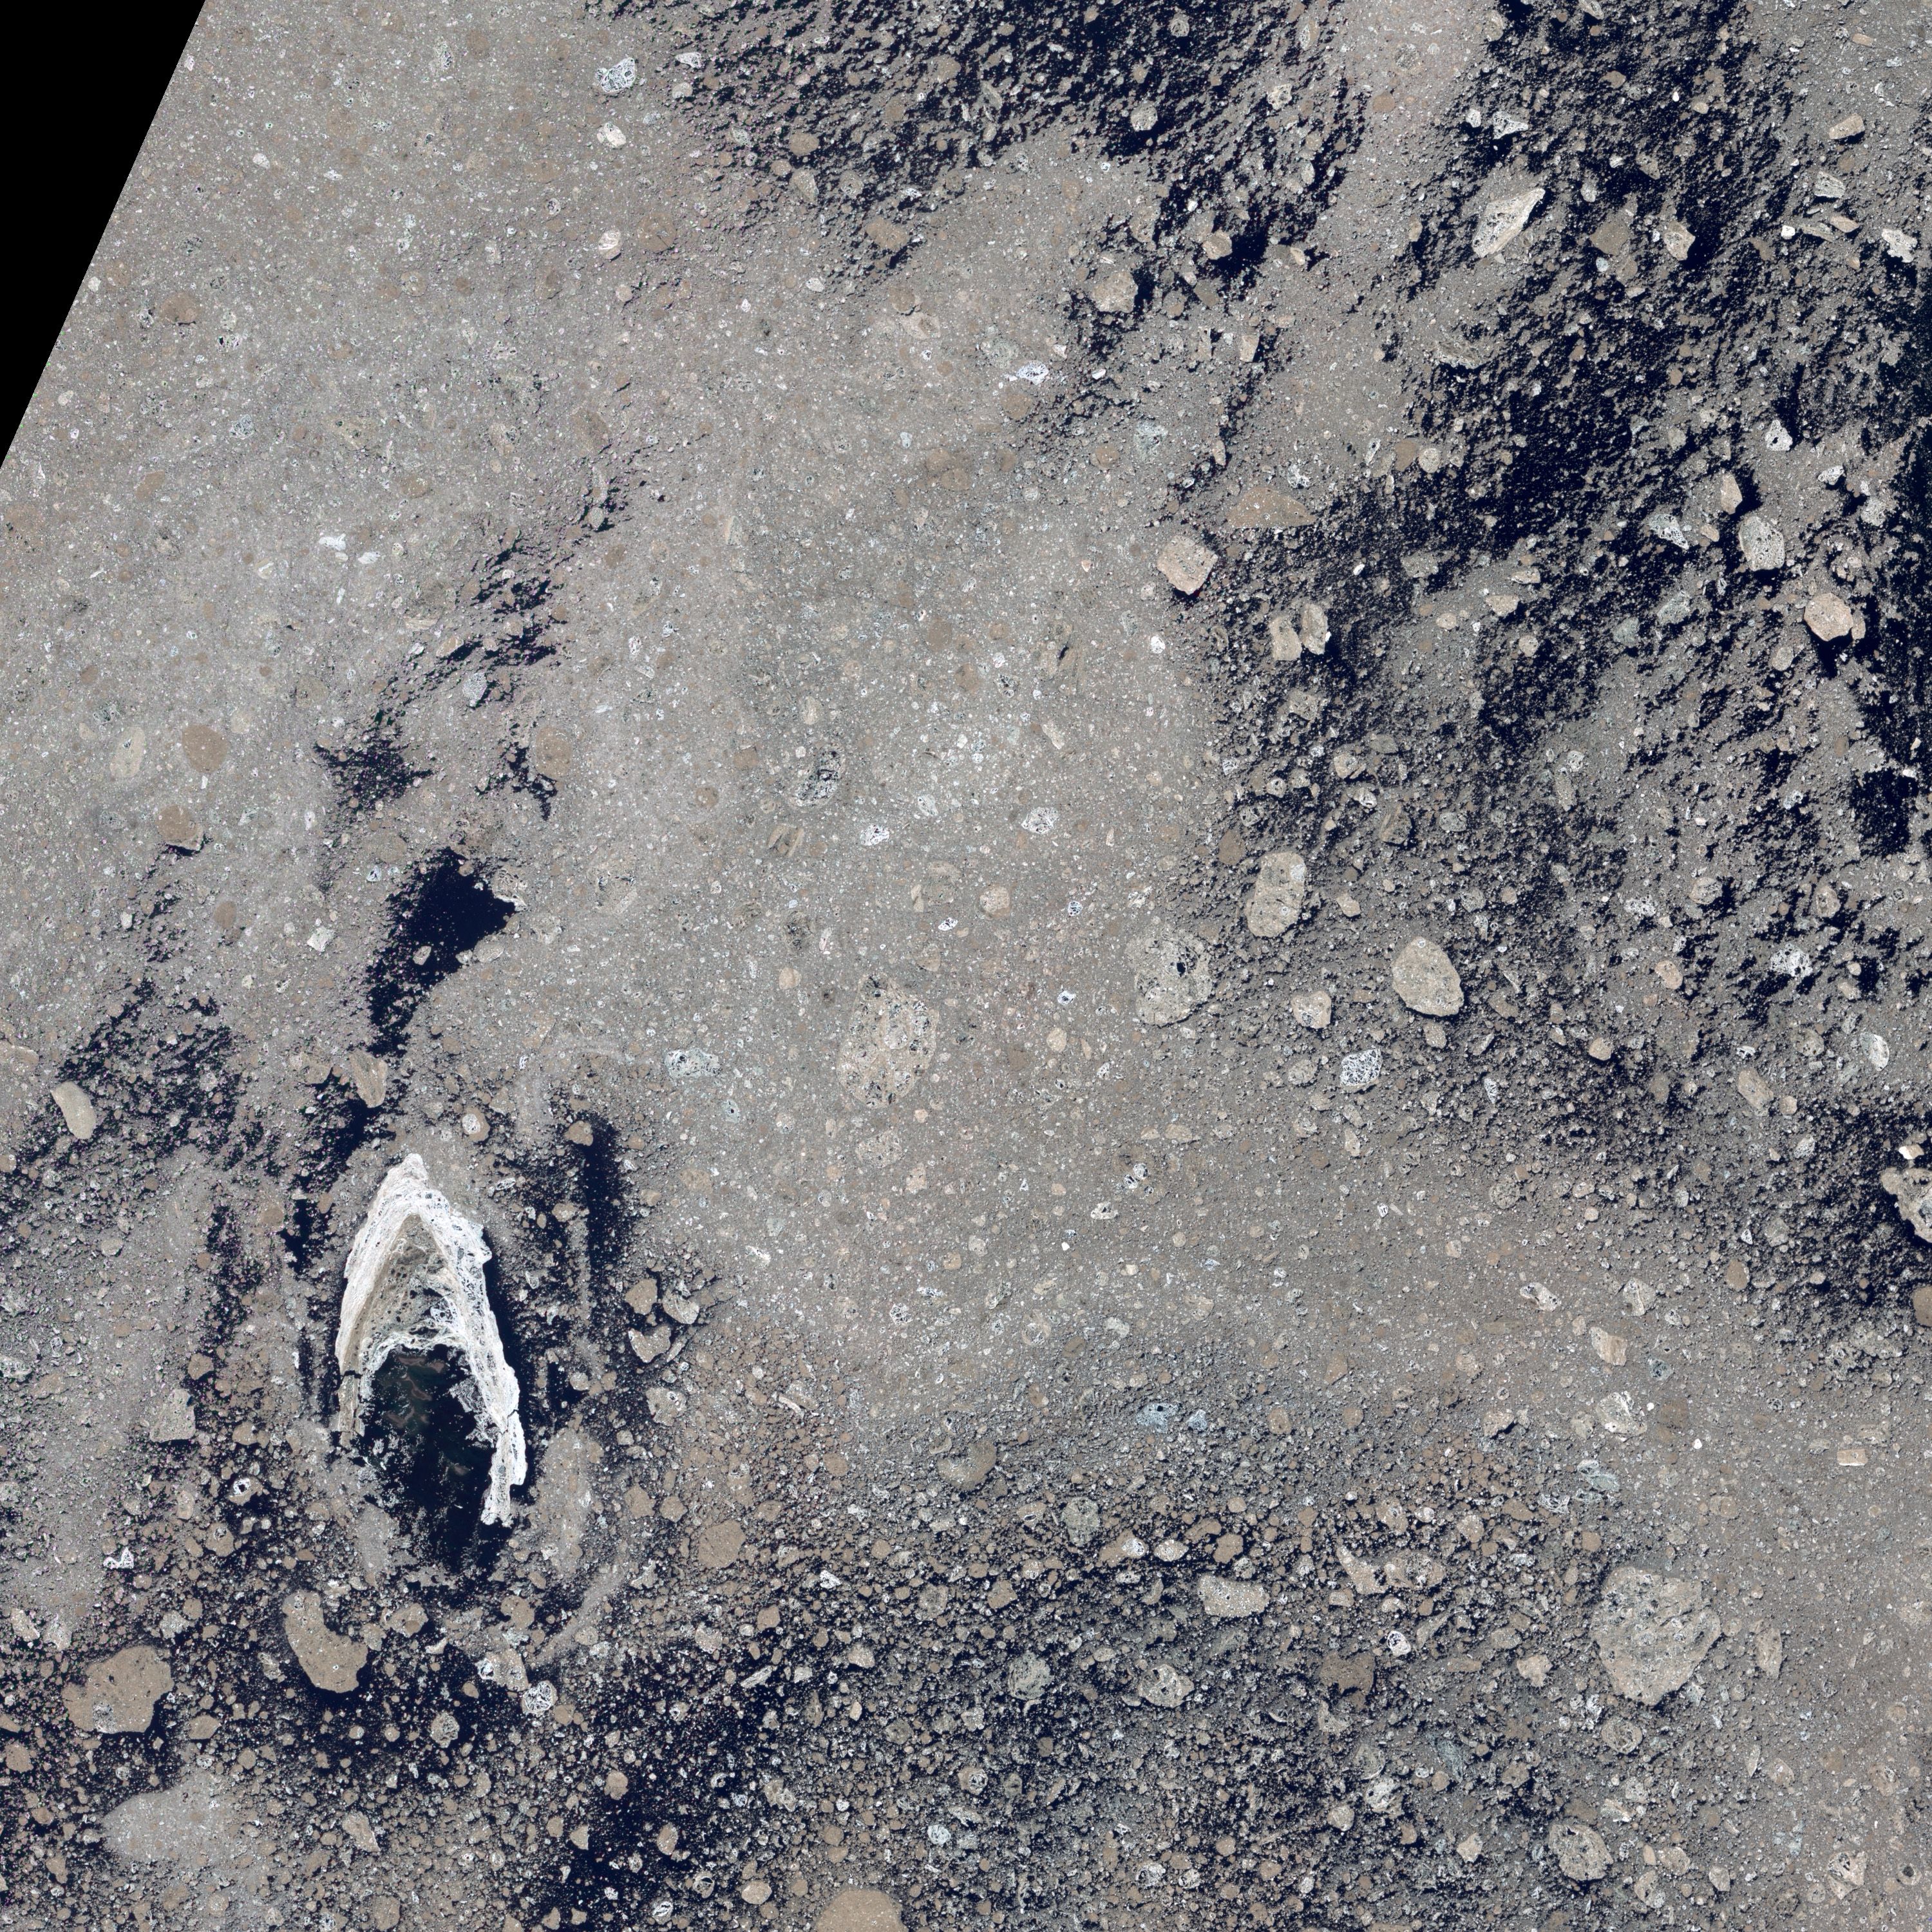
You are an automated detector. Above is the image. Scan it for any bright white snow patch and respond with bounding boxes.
[336,1154,526,1524]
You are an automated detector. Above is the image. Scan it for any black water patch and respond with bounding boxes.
[497,741,557,820]
[279,1090,381,1264]
[367,850,515,1052]
[483,542,562,633]
[403,537,572,696]
[1851,767,1916,858]
[318,714,424,817]
[193,1199,270,1334]
[281,1192,332,1277]
[435,538,567,677]
[515,1406,1596,1932]
[362,1347,500,1569]
[1213,214,1274,284]
[1850,929,1900,1001]
[1801,1095,1932,1303]
[567,1113,637,1283]
[1859,425,1932,777]
[1159,0,1932,1330]
[327,1219,536,1575]
[1736,967,1792,1032]
[478,1245,538,1428]
[1811,624,1859,683]
[317,1090,376,1169]
[519,1645,793,1931]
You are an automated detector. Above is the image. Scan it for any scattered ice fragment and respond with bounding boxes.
[1245,849,1308,936]
[1007,1652,1051,1700]
[50,1082,98,1141]
[1736,513,1785,571]
[664,1048,721,1082]
[1198,1575,1269,1619]
[1595,1390,1645,1435]
[1550,1819,1611,1881]
[1392,937,1463,1016]
[1338,1050,1381,1092]
[1155,531,1218,595]
[1804,591,1855,640]
[1472,186,1543,259]
[283,1591,368,1693]
[1131,923,1211,1026]
[1882,1164,1932,1243]
[146,1389,196,1443]
[61,1645,172,1734]
[1589,1567,1719,1704]
[1291,989,1331,1030]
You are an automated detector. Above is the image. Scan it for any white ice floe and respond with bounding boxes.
[336,1154,526,1524]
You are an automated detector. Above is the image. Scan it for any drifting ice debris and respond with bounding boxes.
[336,1154,526,1524]
[1590,1567,1719,1705]
[1155,531,1218,595]
[283,1591,368,1693]
[1244,848,1308,937]
[1471,185,1542,259]
[50,1081,98,1141]
[1131,922,1211,1025]
[1881,1164,1932,1244]
[1549,1818,1611,1882]
[61,1644,171,1734]
[1392,936,1464,1016]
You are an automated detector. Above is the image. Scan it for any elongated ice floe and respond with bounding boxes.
[336,1154,526,1524]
